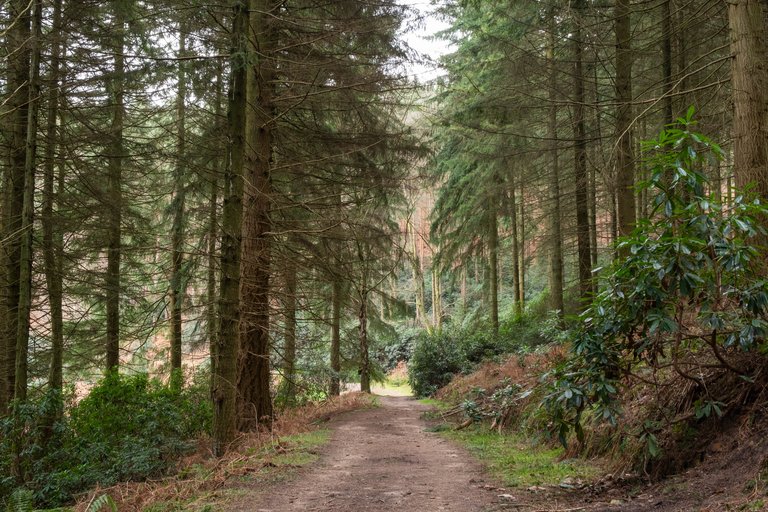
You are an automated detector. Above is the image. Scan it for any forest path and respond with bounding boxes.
[242,395,501,511]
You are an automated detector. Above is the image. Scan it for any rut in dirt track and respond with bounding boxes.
[247,395,501,512]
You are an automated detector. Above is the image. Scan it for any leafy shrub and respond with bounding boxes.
[460,328,508,364]
[408,331,465,397]
[0,372,211,509]
[378,330,415,371]
[544,111,768,457]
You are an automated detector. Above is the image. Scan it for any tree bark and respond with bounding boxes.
[237,0,275,429]
[573,0,592,305]
[408,220,428,328]
[591,58,605,269]
[589,162,598,270]
[517,179,525,310]
[213,0,248,456]
[170,23,188,387]
[356,238,371,393]
[330,277,342,396]
[508,173,522,318]
[43,0,65,399]
[358,286,370,393]
[488,209,499,336]
[105,0,125,371]
[729,0,768,198]
[281,259,297,405]
[546,10,564,315]
[1,0,32,412]
[14,0,43,402]
[674,0,689,115]
[662,0,674,124]
[431,265,442,331]
[615,0,636,246]
[208,63,224,397]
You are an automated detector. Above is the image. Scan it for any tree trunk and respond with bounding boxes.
[589,163,598,270]
[408,220,428,328]
[517,179,525,309]
[591,60,602,272]
[358,286,370,393]
[213,0,248,456]
[546,10,564,314]
[508,173,522,318]
[1,0,32,412]
[675,0,689,115]
[169,24,188,387]
[330,278,342,396]
[615,0,636,246]
[662,0,674,124]
[14,0,43,402]
[281,260,297,405]
[237,0,275,429]
[729,0,768,197]
[208,63,224,396]
[105,0,125,371]
[42,0,65,400]
[431,265,442,331]
[488,209,499,336]
[573,0,592,305]
[354,236,371,393]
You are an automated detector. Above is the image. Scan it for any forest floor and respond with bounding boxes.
[213,394,768,512]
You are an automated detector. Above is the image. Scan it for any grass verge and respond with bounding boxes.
[441,426,599,488]
[418,398,452,410]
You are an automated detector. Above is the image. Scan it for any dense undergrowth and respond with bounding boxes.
[0,371,211,509]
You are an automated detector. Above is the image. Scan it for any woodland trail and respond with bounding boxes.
[239,395,501,512]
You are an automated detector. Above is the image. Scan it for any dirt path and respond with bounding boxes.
[244,395,501,512]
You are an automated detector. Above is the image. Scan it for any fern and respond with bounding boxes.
[6,488,33,512]
[86,494,117,512]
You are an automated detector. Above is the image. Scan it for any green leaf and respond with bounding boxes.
[646,433,660,458]
[87,494,118,512]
